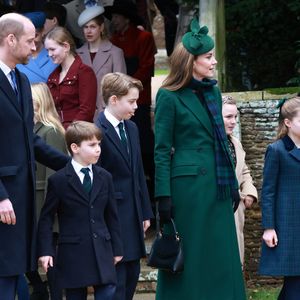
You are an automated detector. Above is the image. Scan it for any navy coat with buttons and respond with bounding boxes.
[260,135,300,276]
[37,162,123,288]
[0,68,69,277]
[95,112,153,261]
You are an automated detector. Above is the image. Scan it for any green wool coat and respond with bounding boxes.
[34,122,67,230]
[154,86,246,300]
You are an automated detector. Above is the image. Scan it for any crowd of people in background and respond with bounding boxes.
[0,1,300,300]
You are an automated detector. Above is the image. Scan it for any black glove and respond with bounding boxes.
[157,196,172,223]
[231,188,240,213]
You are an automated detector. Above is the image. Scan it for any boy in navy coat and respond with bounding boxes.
[38,121,123,300]
[95,72,153,300]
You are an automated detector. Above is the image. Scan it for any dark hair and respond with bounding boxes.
[65,121,102,155]
[43,2,67,26]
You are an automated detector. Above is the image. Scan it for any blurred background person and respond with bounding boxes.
[42,1,67,37]
[77,5,126,118]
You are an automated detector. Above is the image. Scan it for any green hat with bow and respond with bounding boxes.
[182,18,214,55]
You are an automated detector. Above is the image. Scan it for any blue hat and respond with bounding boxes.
[24,12,46,29]
[182,18,214,55]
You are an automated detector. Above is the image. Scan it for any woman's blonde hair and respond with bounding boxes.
[46,26,77,56]
[31,83,65,136]
[162,42,195,91]
[277,96,300,139]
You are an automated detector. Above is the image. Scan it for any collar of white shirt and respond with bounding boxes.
[71,159,93,183]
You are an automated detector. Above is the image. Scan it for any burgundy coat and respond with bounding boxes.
[47,55,97,128]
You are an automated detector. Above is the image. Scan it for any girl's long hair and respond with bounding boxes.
[162,42,195,91]
[31,83,65,136]
[277,96,300,139]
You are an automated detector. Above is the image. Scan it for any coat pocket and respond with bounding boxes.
[171,166,200,178]
[58,235,81,244]
[0,166,19,177]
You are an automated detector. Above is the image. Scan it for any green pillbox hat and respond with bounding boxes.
[182,18,214,55]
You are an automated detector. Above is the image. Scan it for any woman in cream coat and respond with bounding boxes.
[77,5,126,116]
[222,95,258,266]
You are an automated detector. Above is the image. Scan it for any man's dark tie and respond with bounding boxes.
[80,168,92,194]
[118,122,128,152]
[10,70,18,95]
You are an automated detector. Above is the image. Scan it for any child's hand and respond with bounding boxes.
[39,256,53,273]
[143,220,151,233]
[262,229,278,248]
[114,256,123,265]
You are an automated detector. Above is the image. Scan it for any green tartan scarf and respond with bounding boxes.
[188,78,239,207]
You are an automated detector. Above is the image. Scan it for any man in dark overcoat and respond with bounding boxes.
[0,13,68,299]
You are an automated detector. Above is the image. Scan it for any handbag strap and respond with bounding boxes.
[160,218,180,240]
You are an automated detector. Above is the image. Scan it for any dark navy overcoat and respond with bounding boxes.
[0,68,68,276]
[95,112,153,261]
[37,163,123,288]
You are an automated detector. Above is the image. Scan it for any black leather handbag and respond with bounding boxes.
[147,218,184,273]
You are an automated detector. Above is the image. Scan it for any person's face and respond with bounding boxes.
[285,110,300,141]
[43,18,57,37]
[111,13,129,33]
[45,38,69,64]
[83,19,104,43]
[193,50,217,80]
[222,103,238,135]
[71,136,101,166]
[11,21,36,64]
[110,87,139,121]
[34,29,44,51]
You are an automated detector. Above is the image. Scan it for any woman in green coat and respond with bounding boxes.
[154,19,246,300]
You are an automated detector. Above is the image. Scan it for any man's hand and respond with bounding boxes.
[39,256,53,273]
[262,229,278,248]
[143,220,151,233]
[0,199,16,225]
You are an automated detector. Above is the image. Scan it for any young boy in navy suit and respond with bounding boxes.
[95,72,153,300]
[37,121,123,300]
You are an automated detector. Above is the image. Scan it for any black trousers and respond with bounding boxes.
[113,260,140,300]
[278,276,300,300]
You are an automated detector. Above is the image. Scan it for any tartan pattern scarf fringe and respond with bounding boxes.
[188,78,238,193]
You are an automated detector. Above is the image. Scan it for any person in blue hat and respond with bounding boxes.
[154,18,246,300]
[17,11,57,83]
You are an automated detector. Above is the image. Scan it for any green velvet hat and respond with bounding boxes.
[182,18,214,55]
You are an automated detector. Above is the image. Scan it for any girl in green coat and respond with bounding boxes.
[154,19,246,300]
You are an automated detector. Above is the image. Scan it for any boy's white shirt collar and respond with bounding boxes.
[71,159,93,183]
[104,108,123,128]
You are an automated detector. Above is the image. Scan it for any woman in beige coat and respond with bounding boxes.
[222,95,258,267]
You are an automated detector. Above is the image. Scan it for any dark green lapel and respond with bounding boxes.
[177,88,214,137]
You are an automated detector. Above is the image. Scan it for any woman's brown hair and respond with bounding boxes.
[162,42,195,91]
[277,96,300,139]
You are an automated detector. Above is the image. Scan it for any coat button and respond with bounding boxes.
[91,219,95,224]
[93,233,97,238]
[200,168,207,175]
[90,205,94,209]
